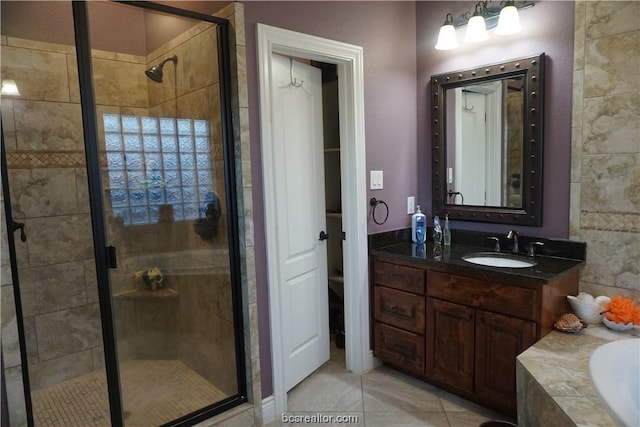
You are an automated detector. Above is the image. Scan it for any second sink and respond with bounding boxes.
[462,252,537,268]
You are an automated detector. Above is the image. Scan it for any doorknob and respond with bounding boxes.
[318,231,329,241]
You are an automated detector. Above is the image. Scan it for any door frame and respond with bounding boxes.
[257,24,370,416]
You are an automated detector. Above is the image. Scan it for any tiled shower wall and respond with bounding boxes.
[1,36,105,391]
[570,0,640,299]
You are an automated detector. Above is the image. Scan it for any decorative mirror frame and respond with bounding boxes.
[431,53,545,226]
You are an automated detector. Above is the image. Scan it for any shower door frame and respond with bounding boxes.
[2,2,247,426]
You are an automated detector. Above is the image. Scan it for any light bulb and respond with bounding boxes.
[464,15,489,43]
[435,24,459,50]
[496,5,522,35]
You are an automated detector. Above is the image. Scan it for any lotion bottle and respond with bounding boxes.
[443,214,451,246]
[412,205,426,244]
[433,215,443,245]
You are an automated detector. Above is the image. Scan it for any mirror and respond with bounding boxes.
[431,53,545,226]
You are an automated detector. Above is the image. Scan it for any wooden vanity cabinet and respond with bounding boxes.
[371,257,577,416]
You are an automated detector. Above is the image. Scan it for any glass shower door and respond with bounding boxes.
[1,2,112,425]
[85,2,242,425]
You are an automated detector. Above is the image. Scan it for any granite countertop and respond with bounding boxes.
[517,324,639,426]
[369,228,586,285]
[371,242,584,285]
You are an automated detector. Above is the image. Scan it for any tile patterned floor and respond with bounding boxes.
[32,359,228,427]
[265,340,515,427]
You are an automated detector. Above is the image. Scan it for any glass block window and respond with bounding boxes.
[103,114,215,226]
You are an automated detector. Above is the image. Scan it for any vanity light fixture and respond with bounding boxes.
[1,79,20,96]
[435,1,534,50]
[464,3,489,43]
[435,13,459,50]
[495,0,523,35]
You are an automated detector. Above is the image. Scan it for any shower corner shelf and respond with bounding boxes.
[114,288,179,300]
[326,212,342,218]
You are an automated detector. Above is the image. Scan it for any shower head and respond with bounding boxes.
[145,54,178,83]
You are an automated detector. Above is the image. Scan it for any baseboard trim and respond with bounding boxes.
[368,350,382,371]
[261,395,276,425]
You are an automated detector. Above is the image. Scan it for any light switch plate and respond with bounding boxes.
[370,170,383,190]
[407,196,415,214]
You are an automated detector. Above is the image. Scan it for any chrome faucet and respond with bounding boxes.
[506,230,519,254]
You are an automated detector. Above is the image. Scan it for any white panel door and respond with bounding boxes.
[456,91,487,206]
[271,53,330,391]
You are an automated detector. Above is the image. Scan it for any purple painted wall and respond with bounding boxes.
[417,1,575,238]
[243,1,418,397]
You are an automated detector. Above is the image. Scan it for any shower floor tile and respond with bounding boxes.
[32,359,229,427]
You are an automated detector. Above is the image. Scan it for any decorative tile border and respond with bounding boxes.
[581,210,640,232]
[5,151,108,169]
[5,151,85,169]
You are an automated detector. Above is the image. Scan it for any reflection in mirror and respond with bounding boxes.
[431,53,545,226]
[445,77,524,208]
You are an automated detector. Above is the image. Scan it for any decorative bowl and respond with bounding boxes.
[567,295,604,323]
[603,317,635,332]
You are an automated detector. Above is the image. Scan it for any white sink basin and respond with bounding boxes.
[589,339,640,427]
[462,252,536,268]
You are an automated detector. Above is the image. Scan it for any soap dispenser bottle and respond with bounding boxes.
[412,205,426,244]
[443,214,451,246]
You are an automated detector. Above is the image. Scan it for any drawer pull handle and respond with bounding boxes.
[390,343,415,357]
[389,306,406,315]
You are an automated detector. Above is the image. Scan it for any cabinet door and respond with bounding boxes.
[475,310,536,413]
[425,298,475,392]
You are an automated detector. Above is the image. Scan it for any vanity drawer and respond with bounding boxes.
[374,261,425,294]
[374,286,425,334]
[374,322,425,375]
[427,271,538,320]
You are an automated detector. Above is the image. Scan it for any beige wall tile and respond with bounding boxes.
[7,37,75,55]
[1,99,18,150]
[35,303,102,362]
[178,86,210,120]
[569,183,581,241]
[583,93,640,154]
[178,27,219,97]
[17,262,88,317]
[584,31,640,98]
[581,153,640,212]
[29,349,94,389]
[23,214,94,267]
[1,46,71,102]
[573,1,640,296]
[586,0,640,39]
[13,100,83,151]
[8,168,81,218]
[580,229,640,290]
[1,286,22,368]
[92,57,148,108]
[571,126,582,183]
[67,54,81,104]
[571,70,584,130]
[573,0,586,72]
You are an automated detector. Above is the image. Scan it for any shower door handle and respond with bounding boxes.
[12,221,26,242]
[106,246,118,269]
